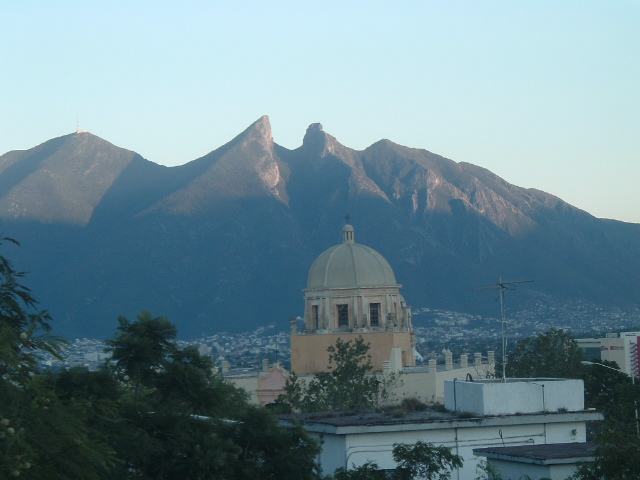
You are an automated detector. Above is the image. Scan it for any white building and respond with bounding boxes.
[474,442,597,480]
[577,331,640,377]
[280,379,601,480]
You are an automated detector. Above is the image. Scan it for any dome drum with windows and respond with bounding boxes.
[290,224,415,374]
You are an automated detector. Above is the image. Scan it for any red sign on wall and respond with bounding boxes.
[637,337,640,377]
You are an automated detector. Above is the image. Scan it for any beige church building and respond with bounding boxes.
[224,222,495,406]
[290,224,416,375]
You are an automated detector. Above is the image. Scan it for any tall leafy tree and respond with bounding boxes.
[103,312,320,480]
[505,329,640,480]
[393,441,463,480]
[0,236,115,479]
[105,311,178,411]
[505,328,583,379]
[574,360,640,480]
[278,337,396,412]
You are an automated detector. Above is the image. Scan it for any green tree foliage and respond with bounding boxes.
[327,442,463,480]
[331,461,387,480]
[473,460,502,480]
[105,311,178,410]
[0,229,320,480]
[278,337,396,412]
[393,441,463,480]
[101,312,320,480]
[573,360,640,480]
[505,329,640,480]
[572,433,640,480]
[0,237,64,383]
[505,328,583,379]
[0,237,115,479]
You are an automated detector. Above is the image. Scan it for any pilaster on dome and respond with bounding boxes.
[343,224,355,244]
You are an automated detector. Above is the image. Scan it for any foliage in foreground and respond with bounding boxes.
[505,327,584,379]
[506,328,640,480]
[276,336,399,412]
[0,236,104,480]
[0,234,321,480]
[329,441,462,480]
[100,311,320,480]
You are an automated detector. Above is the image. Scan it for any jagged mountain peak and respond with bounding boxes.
[144,116,288,216]
[223,115,274,153]
[301,122,352,159]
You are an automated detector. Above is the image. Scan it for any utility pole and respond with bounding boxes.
[474,278,532,382]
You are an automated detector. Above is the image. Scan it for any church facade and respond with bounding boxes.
[290,224,416,374]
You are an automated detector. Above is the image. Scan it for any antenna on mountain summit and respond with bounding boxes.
[473,278,532,382]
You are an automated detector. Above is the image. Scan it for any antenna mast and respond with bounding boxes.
[474,277,532,382]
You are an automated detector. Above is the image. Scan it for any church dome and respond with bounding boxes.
[307,225,398,289]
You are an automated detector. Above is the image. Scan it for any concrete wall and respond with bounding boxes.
[488,459,580,480]
[226,354,495,407]
[445,379,585,415]
[388,364,495,404]
[290,331,414,375]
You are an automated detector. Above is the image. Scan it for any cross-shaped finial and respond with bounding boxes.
[345,214,350,224]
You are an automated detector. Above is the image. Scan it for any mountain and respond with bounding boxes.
[1,116,639,339]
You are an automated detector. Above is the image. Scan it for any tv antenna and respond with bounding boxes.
[473,277,532,382]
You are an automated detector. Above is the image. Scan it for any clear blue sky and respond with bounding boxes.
[2,1,638,223]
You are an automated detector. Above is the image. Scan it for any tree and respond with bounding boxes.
[331,461,387,480]
[325,442,463,480]
[277,337,397,412]
[573,360,640,480]
[0,229,320,480]
[573,434,640,480]
[103,312,321,480]
[0,236,115,479]
[105,311,178,411]
[505,328,583,379]
[504,329,640,480]
[0,236,64,384]
[393,441,463,480]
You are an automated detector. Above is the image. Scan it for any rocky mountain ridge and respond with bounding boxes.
[1,116,639,339]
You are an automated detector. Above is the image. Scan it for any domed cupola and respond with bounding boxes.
[302,224,411,335]
[292,223,415,374]
[307,224,398,290]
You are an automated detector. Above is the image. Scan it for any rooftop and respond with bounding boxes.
[279,407,603,434]
[474,442,598,465]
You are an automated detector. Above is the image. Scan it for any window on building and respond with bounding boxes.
[369,303,380,327]
[312,305,319,330]
[337,304,349,327]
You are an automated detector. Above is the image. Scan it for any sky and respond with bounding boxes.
[1,1,639,223]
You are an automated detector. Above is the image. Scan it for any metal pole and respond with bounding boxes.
[633,374,639,436]
[499,277,506,382]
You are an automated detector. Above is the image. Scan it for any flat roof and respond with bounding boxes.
[279,408,603,435]
[474,442,598,465]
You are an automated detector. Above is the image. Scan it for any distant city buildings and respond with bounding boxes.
[577,331,640,377]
